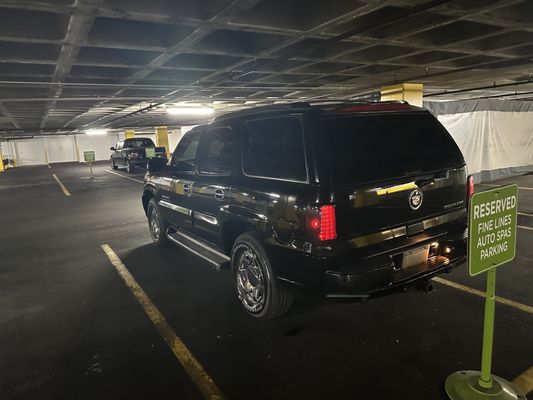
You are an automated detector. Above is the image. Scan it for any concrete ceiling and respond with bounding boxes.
[1,0,533,136]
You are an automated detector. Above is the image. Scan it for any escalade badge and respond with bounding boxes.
[408,189,423,210]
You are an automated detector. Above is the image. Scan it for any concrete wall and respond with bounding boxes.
[1,133,121,166]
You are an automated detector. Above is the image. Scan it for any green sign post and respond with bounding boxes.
[83,151,96,179]
[445,184,524,400]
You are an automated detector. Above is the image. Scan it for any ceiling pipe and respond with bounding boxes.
[425,79,533,97]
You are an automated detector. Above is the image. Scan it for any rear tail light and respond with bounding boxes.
[467,175,475,200]
[309,205,337,241]
[130,152,139,159]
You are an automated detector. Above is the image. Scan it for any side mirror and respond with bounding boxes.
[110,147,115,151]
[147,157,167,173]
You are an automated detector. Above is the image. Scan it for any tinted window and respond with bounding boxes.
[198,127,236,176]
[243,117,307,182]
[171,131,200,173]
[124,138,155,148]
[317,112,465,184]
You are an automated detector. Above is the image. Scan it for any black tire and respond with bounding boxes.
[231,233,293,320]
[111,159,118,170]
[125,159,133,173]
[147,198,170,247]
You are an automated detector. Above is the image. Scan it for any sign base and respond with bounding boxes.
[445,371,525,400]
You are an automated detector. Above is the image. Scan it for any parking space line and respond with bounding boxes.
[518,225,533,231]
[513,366,533,396]
[431,276,533,315]
[100,244,225,400]
[481,183,533,191]
[518,212,533,217]
[105,169,143,183]
[52,173,71,197]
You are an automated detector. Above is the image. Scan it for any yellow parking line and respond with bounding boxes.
[513,366,533,396]
[432,276,533,315]
[52,173,71,197]
[518,225,533,231]
[105,169,143,183]
[100,244,225,400]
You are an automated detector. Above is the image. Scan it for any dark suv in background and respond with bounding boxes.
[142,101,471,319]
[110,138,166,173]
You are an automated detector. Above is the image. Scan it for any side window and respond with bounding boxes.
[171,131,200,173]
[242,116,307,182]
[198,127,236,176]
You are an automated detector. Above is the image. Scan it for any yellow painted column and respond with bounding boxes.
[0,148,4,172]
[155,126,170,158]
[125,129,135,139]
[381,83,423,107]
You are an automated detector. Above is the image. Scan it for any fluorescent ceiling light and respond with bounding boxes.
[85,129,107,135]
[166,106,214,116]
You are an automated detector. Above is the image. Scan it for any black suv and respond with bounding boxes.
[142,102,470,319]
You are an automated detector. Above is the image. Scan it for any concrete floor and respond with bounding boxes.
[0,162,531,400]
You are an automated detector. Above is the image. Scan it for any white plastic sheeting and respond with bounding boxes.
[425,100,533,182]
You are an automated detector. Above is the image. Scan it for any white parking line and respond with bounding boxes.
[105,169,144,183]
[518,225,533,231]
[518,212,533,217]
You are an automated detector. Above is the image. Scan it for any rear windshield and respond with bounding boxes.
[124,138,154,148]
[317,112,464,185]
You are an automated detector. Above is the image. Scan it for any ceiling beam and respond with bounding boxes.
[38,0,102,130]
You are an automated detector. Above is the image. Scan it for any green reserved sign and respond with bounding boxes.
[83,151,96,163]
[446,184,522,399]
[468,184,518,276]
[145,147,156,159]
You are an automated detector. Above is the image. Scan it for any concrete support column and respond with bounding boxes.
[125,129,135,139]
[155,126,170,158]
[381,83,423,107]
[0,148,4,172]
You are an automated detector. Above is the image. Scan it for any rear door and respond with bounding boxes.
[191,126,238,248]
[112,140,123,163]
[158,130,200,232]
[315,111,467,244]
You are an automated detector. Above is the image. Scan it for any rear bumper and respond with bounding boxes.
[322,238,467,298]
[323,254,465,298]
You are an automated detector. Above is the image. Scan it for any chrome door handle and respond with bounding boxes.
[215,189,225,200]
[183,183,191,193]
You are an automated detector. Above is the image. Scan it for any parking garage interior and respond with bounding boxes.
[0,1,532,399]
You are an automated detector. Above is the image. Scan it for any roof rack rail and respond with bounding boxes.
[213,99,413,121]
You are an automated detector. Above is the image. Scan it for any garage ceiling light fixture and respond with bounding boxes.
[85,129,107,135]
[166,106,214,116]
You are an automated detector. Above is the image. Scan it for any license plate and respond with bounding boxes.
[402,245,430,269]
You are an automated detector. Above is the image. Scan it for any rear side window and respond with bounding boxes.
[171,131,200,173]
[242,116,307,182]
[198,127,236,176]
[317,112,465,184]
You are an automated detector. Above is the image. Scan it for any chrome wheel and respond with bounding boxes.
[149,208,160,240]
[236,249,265,313]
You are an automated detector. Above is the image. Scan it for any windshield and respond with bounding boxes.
[317,112,465,185]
